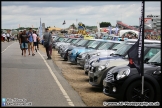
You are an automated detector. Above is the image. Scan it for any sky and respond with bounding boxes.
[1,1,161,29]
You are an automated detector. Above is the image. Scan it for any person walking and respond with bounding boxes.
[27,28,35,56]
[32,31,38,52]
[2,32,6,42]
[19,30,28,57]
[6,30,11,42]
[36,32,40,50]
[18,31,23,55]
[43,28,52,60]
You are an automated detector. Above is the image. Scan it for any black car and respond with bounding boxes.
[89,44,161,87]
[103,51,161,102]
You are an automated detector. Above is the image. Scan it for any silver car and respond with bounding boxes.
[88,43,161,87]
[77,40,122,68]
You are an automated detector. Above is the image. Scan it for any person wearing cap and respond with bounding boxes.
[43,28,53,60]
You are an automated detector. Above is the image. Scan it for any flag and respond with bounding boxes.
[115,25,119,35]
[108,26,111,35]
[63,20,66,25]
[39,18,42,38]
[127,1,144,76]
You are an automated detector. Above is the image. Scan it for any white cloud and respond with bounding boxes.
[1,1,160,29]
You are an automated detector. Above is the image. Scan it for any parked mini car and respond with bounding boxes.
[58,38,80,54]
[68,39,97,64]
[53,37,68,49]
[59,39,84,60]
[84,39,161,74]
[88,44,161,87]
[77,40,122,68]
[103,51,161,102]
[55,38,77,50]
[84,39,138,74]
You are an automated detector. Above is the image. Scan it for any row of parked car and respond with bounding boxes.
[52,36,161,102]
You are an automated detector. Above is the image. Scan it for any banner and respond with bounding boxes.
[39,18,42,38]
[128,1,144,76]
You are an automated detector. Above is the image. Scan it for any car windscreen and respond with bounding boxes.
[144,48,161,60]
[148,51,161,64]
[96,42,107,49]
[72,39,81,45]
[114,44,133,55]
[76,40,88,46]
[85,40,95,47]
[97,42,113,50]
[66,38,72,43]
[58,37,65,42]
[88,41,101,49]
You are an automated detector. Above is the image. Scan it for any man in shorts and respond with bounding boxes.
[20,30,28,57]
[27,28,35,56]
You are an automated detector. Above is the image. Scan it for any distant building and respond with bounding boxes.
[144,14,161,35]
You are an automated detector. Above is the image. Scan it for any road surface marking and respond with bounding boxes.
[1,42,15,53]
[38,51,75,106]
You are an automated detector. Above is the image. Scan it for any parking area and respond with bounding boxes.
[39,44,117,106]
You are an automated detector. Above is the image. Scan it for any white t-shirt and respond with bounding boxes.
[32,33,37,42]
[6,33,10,37]
[2,33,6,37]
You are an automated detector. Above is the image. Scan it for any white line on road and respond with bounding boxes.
[1,42,15,53]
[38,51,75,106]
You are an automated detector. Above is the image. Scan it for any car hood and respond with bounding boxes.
[92,57,128,67]
[109,64,160,74]
[88,50,115,56]
[71,47,94,54]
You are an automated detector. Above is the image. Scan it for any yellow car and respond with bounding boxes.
[83,35,95,40]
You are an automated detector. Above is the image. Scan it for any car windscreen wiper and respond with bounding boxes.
[147,62,161,66]
[111,53,123,56]
[88,47,95,49]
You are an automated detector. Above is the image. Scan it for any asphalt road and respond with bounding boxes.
[1,41,86,107]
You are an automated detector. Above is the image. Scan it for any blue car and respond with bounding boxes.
[68,39,95,63]
[68,39,109,64]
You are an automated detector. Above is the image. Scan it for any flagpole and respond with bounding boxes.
[139,1,144,101]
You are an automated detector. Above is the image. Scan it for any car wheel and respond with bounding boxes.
[126,80,155,102]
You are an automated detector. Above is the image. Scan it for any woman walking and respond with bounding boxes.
[32,31,38,52]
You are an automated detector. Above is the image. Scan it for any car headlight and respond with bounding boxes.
[98,66,105,71]
[98,62,109,71]
[64,48,68,52]
[116,69,130,80]
[81,53,87,58]
[97,52,100,56]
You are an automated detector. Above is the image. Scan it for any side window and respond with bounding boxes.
[144,48,160,59]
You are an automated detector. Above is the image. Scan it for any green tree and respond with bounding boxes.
[100,22,111,27]
[70,23,76,29]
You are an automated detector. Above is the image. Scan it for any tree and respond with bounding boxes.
[100,22,111,27]
[70,23,76,29]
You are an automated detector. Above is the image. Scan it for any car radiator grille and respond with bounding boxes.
[106,72,114,82]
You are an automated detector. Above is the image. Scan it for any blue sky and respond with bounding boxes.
[2,1,160,29]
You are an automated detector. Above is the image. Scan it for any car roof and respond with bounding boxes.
[144,44,161,48]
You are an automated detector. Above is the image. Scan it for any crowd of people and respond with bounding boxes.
[1,30,13,42]
[1,28,53,60]
[18,28,40,57]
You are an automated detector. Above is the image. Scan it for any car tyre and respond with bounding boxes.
[126,80,155,102]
